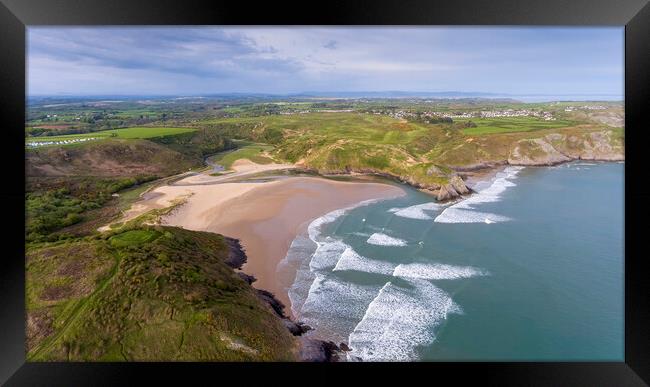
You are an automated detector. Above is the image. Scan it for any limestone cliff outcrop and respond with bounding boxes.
[508,130,623,166]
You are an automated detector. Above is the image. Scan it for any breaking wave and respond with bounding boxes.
[333,247,396,275]
[348,280,462,361]
[389,202,441,220]
[367,233,408,246]
[299,274,382,343]
[393,262,488,280]
[286,192,493,361]
[434,209,511,224]
[288,197,397,322]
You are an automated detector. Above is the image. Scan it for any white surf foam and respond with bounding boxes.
[289,197,396,320]
[434,208,511,224]
[390,202,441,220]
[308,239,349,272]
[299,274,382,342]
[393,262,488,280]
[434,166,523,223]
[307,198,385,241]
[333,247,396,275]
[348,280,462,361]
[305,198,393,271]
[307,208,346,241]
[367,233,408,247]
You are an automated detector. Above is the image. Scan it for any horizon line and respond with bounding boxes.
[28,91,624,98]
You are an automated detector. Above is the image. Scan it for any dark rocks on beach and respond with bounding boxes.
[322,341,341,359]
[237,272,257,285]
[299,322,313,333]
[339,342,351,352]
[223,237,247,269]
[256,289,286,317]
[283,320,313,336]
[299,338,342,362]
[436,184,458,201]
[253,284,315,339]
[222,232,343,361]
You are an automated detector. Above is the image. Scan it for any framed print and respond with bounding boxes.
[1,0,648,385]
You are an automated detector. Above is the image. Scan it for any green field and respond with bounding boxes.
[457,117,574,135]
[204,113,431,145]
[207,141,274,169]
[26,127,196,146]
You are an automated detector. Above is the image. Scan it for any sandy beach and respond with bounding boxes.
[114,159,405,310]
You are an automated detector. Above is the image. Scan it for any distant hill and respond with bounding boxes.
[293,90,511,99]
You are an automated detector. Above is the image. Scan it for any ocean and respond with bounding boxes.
[278,161,624,361]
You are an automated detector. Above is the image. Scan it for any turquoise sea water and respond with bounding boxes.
[280,161,624,361]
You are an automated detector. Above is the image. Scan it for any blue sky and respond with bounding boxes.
[27,27,624,96]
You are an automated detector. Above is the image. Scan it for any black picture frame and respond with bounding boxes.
[1,0,648,385]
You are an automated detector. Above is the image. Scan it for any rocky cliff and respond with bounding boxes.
[507,130,624,165]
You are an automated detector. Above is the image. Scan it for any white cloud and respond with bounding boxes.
[27,26,623,95]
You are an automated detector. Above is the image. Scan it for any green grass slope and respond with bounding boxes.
[26,226,298,361]
[26,138,200,178]
[148,127,235,160]
[198,112,624,199]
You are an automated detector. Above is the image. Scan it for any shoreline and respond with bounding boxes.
[162,176,406,310]
[107,158,622,306]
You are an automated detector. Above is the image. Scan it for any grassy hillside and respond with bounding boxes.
[27,139,199,178]
[25,132,234,242]
[200,113,450,186]
[150,127,235,160]
[26,225,298,361]
[197,113,624,199]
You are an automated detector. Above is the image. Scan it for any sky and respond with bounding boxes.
[27,27,624,97]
